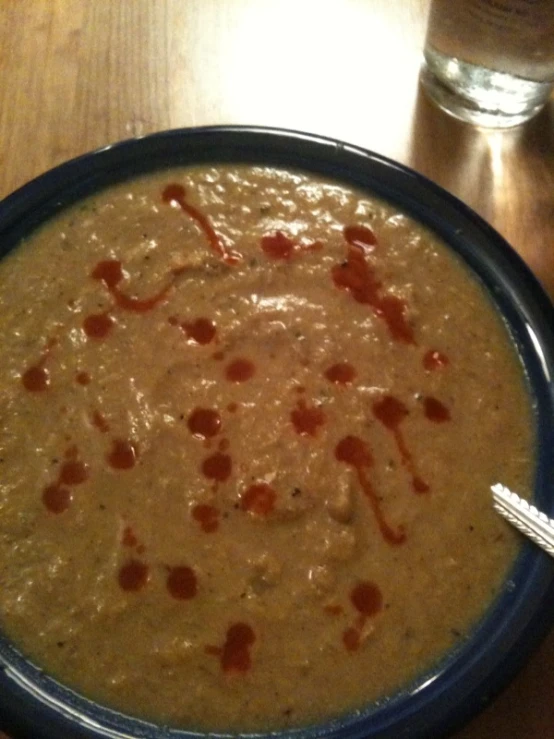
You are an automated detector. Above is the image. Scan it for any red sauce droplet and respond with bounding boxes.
[343,626,361,652]
[202,452,232,482]
[182,317,217,345]
[373,394,409,430]
[332,237,415,344]
[21,339,57,392]
[162,183,241,265]
[335,435,405,544]
[413,476,430,493]
[118,560,149,591]
[166,565,197,600]
[261,231,296,259]
[372,395,430,494]
[291,399,326,436]
[76,371,91,385]
[216,622,256,673]
[91,260,172,313]
[335,435,373,467]
[225,358,255,382]
[424,396,451,423]
[351,580,383,617]
[344,224,377,251]
[187,407,221,439]
[22,363,50,392]
[423,349,449,371]
[59,460,89,485]
[83,312,114,339]
[261,231,322,259]
[241,483,277,516]
[343,580,383,652]
[42,485,72,514]
[324,362,356,385]
[192,504,220,533]
[107,439,137,470]
[91,410,110,433]
[91,259,123,289]
[42,447,89,513]
[64,445,78,460]
[122,525,139,547]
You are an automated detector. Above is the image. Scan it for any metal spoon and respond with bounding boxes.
[491,483,554,558]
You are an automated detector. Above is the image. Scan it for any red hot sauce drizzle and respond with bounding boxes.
[122,525,139,548]
[82,311,114,339]
[344,224,377,251]
[162,183,242,265]
[121,524,146,554]
[240,482,277,516]
[343,580,383,652]
[372,395,430,494]
[324,362,356,385]
[225,358,255,382]
[169,315,217,345]
[60,458,89,486]
[260,231,323,260]
[261,231,296,259]
[118,559,149,592]
[291,399,326,437]
[22,360,50,392]
[423,349,449,371]
[91,410,110,433]
[107,439,138,470]
[351,580,383,617]
[42,446,90,513]
[166,565,197,600]
[202,452,232,482]
[91,260,172,313]
[21,339,57,392]
[192,504,220,533]
[335,435,406,545]
[183,317,216,345]
[76,371,91,386]
[424,396,451,423]
[187,407,221,440]
[42,485,72,515]
[342,626,362,652]
[332,226,415,344]
[206,622,256,673]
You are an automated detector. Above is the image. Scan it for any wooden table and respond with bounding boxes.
[0,2,553,737]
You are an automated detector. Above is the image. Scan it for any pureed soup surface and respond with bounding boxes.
[0,165,534,732]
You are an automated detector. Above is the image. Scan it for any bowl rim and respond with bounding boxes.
[1,124,554,739]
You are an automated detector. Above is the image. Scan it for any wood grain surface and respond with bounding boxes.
[0,2,553,738]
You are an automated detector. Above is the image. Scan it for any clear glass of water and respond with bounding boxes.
[421,0,554,128]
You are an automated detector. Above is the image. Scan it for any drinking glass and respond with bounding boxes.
[421,0,554,128]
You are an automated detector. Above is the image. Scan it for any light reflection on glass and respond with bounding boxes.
[526,322,551,383]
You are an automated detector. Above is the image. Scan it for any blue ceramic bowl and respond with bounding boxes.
[1,127,554,739]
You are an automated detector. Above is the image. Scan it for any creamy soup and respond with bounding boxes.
[0,165,534,732]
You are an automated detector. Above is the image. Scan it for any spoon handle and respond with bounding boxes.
[491,484,554,559]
